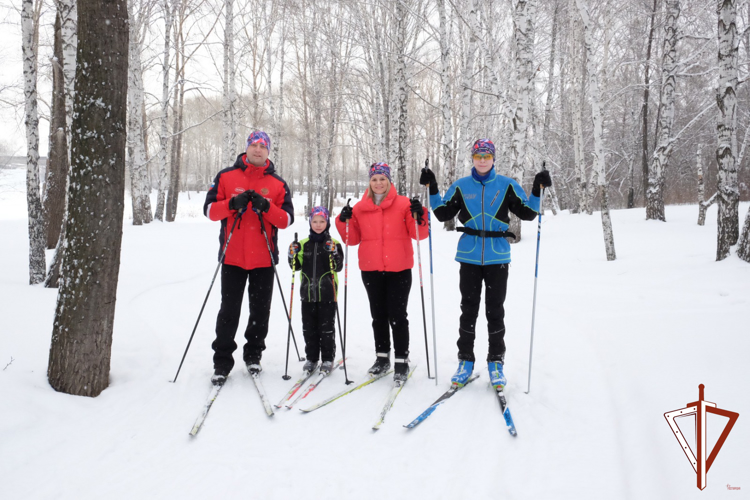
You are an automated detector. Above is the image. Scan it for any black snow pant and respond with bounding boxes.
[361,269,412,360]
[457,262,509,363]
[213,264,274,372]
[301,301,337,363]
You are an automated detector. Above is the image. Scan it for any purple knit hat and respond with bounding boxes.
[246,131,271,150]
[472,139,495,157]
[369,162,392,182]
[309,206,330,221]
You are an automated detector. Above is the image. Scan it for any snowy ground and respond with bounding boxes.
[1,164,749,499]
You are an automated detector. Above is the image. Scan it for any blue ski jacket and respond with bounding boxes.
[429,166,540,265]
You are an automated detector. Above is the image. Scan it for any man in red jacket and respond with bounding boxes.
[203,131,294,385]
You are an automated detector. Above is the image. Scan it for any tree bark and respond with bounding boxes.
[44,11,69,249]
[221,0,237,167]
[22,0,45,285]
[716,0,740,260]
[646,0,680,221]
[641,0,658,207]
[154,0,174,221]
[48,0,129,397]
[576,0,616,261]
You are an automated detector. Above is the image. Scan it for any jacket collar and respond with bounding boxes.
[471,166,496,184]
[360,186,397,212]
[235,153,274,175]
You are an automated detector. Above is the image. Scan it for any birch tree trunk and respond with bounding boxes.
[48,0,129,397]
[568,0,587,215]
[646,0,680,221]
[641,0,658,206]
[509,0,536,241]
[394,0,408,194]
[44,12,69,249]
[166,6,185,223]
[696,147,710,226]
[154,0,174,221]
[716,0,740,260]
[221,0,237,167]
[22,0,45,284]
[438,0,453,210]
[576,0,616,261]
[127,0,152,225]
[59,0,77,149]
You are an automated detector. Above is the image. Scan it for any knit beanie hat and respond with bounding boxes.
[246,131,271,150]
[369,162,392,182]
[472,139,495,157]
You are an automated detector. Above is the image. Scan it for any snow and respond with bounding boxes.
[1,164,748,499]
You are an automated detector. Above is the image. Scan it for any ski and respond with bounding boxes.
[496,386,517,436]
[372,365,417,431]
[300,369,393,414]
[275,367,319,408]
[250,373,275,417]
[403,374,480,429]
[286,359,345,409]
[189,383,223,437]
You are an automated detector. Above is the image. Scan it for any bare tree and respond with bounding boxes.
[576,0,616,261]
[716,0,740,260]
[646,0,680,221]
[48,0,129,397]
[154,0,175,221]
[21,0,45,284]
[44,12,69,249]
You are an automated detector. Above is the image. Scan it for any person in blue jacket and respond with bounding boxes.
[420,139,551,391]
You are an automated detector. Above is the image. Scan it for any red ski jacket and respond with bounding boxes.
[335,188,428,272]
[203,154,294,270]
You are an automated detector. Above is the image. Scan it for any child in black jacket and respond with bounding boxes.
[288,206,344,374]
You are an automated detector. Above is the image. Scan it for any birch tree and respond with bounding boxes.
[154,0,175,221]
[394,0,409,194]
[646,0,680,221]
[221,0,237,167]
[575,0,616,261]
[716,0,740,260]
[21,0,45,284]
[127,0,154,225]
[48,0,129,397]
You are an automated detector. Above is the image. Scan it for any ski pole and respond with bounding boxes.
[424,158,439,385]
[413,202,433,379]
[328,243,353,384]
[172,209,244,383]
[343,198,351,354]
[525,168,546,395]
[254,208,304,363]
[282,233,299,380]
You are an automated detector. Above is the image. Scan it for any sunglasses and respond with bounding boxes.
[472,154,493,161]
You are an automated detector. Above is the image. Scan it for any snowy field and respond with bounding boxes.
[1,164,748,499]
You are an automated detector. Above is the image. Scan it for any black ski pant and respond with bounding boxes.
[301,301,336,363]
[457,262,509,363]
[213,264,274,372]
[361,269,412,360]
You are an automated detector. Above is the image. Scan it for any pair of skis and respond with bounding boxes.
[300,365,417,431]
[190,370,274,437]
[275,359,345,410]
[403,376,517,437]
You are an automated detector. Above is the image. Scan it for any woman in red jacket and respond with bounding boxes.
[335,162,428,382]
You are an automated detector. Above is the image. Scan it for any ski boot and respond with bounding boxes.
[246,359,262,375]
[211,368,229,386]
[367,353,391,376]
[302,359,319,375]
[450,360,474,387]
[488,361,506,390]
[393,358,409,383]
[319,360,334,375]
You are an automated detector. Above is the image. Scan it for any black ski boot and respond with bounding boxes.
[393,358,409,383]
[367,353,391,376]
[211,368,229,386]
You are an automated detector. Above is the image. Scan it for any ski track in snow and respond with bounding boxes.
[1,166,748,499]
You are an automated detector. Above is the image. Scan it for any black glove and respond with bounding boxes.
[420,168,439,196]
[229,191,253,211]
[339,205,353,222]
[410,198,425,225]
[248,190,270,213]
[532,171,552,197]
